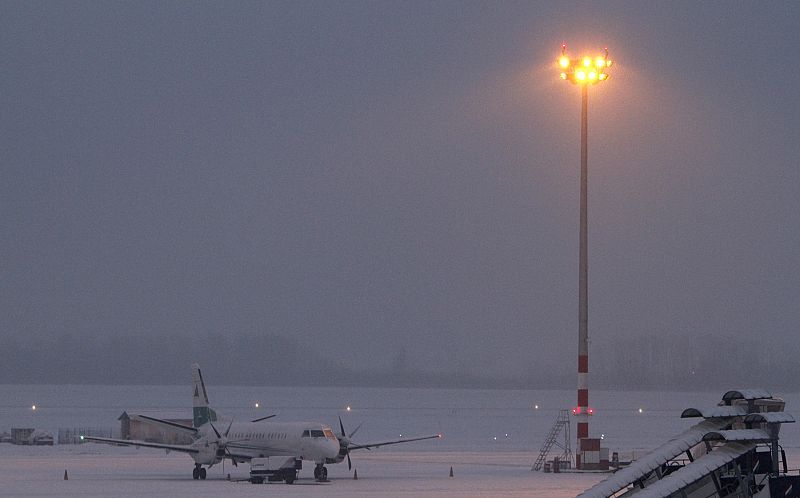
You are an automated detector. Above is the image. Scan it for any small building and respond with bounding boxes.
[118,412,193,445]
[11,428,35,445]
[30,430,54,445]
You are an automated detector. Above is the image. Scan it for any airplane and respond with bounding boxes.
[83,363,441,483]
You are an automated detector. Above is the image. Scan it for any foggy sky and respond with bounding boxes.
[2,1,798,388]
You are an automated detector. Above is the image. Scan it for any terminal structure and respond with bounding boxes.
[579,389,800,497]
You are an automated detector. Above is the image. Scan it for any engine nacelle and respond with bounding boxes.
[190,438,223,466]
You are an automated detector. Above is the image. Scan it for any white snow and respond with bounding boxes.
[2,386,800,496]
[0,445,603,497]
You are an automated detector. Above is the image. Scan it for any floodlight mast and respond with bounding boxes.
[558,44,612,470]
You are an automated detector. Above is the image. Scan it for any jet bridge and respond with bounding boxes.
[578,390,799,498]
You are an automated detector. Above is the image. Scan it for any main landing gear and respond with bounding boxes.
[192,464,207,480]
[313,464,328,481]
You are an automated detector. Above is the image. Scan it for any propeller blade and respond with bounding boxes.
[225,447,238,467]
[338,416,346,437]
[209,422,222,439]
[349,421,363,438]
[224,418,234,437]
[347,453,352,470]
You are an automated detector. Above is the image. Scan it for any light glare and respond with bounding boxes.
[557,45,613,85]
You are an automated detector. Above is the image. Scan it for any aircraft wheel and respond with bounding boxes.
[199,467,207,480]
[313,466,321,479]
[192,467,200,480]
[321,466,327,480]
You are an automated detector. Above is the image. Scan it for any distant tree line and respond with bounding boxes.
[0,330,795,390]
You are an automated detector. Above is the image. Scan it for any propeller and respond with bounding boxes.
[209,418,237,467]
[337,416,363,470]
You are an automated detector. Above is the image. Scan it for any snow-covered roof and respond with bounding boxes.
[721,389,772,403]
[576,418,731,498]
[744,412,795,424]
[680,405,747,418]
[125,411,191,421]
[632,442,755,498]
[702,429,771,442]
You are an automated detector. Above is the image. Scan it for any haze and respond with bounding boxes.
[2,1,798,389]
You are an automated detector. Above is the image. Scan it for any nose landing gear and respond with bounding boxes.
[313,464,328,481]
[192,464,207,480]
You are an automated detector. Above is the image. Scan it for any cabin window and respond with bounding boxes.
[302,430,310,437]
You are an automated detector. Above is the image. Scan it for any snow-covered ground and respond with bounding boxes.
[2,385,800,496]
[0,444,603,497]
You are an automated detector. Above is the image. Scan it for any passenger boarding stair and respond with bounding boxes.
[578,390,797,498]
[532,409,572,471]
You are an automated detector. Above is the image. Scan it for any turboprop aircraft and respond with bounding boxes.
[83,363,441,483]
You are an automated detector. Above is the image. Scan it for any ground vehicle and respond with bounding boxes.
[249,456,302,484]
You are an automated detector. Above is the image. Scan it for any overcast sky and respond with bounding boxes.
[2,1,798,385]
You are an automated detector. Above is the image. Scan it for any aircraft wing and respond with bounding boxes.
[82,436,199,454]
[349,433,442,451]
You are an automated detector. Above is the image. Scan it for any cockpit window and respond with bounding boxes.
[302,430,310,437]
[323,428,336,440]
[310,429,325,438]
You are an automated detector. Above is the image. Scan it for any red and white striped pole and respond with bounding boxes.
[558,46,613,469]
[576,82,590,467]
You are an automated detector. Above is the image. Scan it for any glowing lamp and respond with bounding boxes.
[557,45,613,85]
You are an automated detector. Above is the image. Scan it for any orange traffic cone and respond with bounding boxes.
[353,468,358,480]
[449,466,454,478]
[64,469,69,480]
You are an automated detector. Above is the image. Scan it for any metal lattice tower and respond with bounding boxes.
[532,409,573,471]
